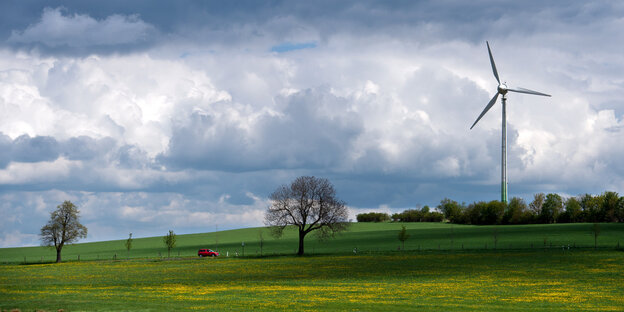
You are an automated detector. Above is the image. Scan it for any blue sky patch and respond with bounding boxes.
[270,42,317,53]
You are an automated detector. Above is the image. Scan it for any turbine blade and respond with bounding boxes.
[487,41,500,84]
[507,87,551,97]
[470,92,499,129]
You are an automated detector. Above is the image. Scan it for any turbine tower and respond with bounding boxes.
[470,41,551,203]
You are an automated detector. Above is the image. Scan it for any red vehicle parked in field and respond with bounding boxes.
[198,249,219,257]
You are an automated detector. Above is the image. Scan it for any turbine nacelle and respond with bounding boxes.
[497,83,508,95]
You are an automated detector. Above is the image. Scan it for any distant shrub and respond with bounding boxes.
[356,212,391,222]
[391,206,444,223]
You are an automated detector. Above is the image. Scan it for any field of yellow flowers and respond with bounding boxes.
[1,249,623,311]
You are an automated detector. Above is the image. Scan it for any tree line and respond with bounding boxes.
[440,191,624,225]
[358,191,624,225]
[357,207,444,222]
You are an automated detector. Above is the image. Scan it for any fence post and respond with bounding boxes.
[78,255,80,261]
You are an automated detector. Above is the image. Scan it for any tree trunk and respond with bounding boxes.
[56,247,62,263]
[297,231,305,256]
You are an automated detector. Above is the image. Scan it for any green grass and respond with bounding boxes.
[1,223,623,311]
[1,250,623,311]
[1,222,623,264]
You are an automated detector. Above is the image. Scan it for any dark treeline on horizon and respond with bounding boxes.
[357,191,624,225]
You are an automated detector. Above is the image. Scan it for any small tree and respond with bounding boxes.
[40,200,88,263]
[125,233,133,259]
[163,230,177,258]
[592,223,600,249]
[398,225,410,250]
[492,228,499,249]
[265,176,349,256]
[258,229,265,257]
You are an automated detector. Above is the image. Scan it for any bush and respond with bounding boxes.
[356,212,390,222]
[391,206,444,223]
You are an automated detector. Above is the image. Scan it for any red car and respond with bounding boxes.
[198,249,219,257]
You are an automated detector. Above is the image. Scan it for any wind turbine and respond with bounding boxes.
[470,41,551,204]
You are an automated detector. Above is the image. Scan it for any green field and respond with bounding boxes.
[1,223,624,311]
[1,222,623,264]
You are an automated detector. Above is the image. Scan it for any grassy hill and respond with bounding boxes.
[2,222,624,311]
[2,222,623,264]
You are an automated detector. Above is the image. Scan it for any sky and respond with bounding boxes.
[1,1,623,247]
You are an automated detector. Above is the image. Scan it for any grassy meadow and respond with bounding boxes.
[1,222,624,311]
[1,222,623,263]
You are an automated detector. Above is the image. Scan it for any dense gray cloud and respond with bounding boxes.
[0,133,118,168]
[160,87,363,171]
[7,7,156,53]
[0,1,623,247]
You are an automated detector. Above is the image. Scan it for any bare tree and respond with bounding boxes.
[40,200,88,263]
[265,176,349,256]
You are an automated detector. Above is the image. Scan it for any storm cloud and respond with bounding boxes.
[0,1,623,246]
